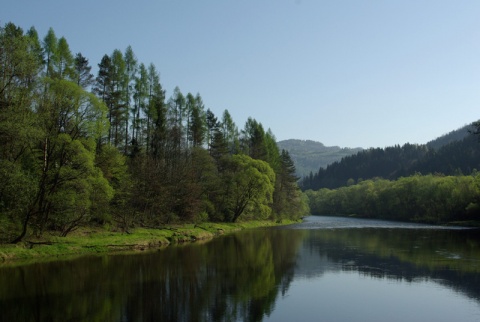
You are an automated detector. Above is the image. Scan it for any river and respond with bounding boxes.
[1,216,479,321]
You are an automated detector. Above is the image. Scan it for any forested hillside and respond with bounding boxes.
[277,139,362,177]
[0,22,309,243]
[301,126,480,190]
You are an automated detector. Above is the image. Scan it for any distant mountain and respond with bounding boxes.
[277,139,363,177]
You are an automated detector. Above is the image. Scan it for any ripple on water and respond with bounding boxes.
[289,216,472,230]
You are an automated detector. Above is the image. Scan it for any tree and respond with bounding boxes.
[42,27,57,77]
[221,109,239,154]
[273,150,308,219]
[92,49,127,148]
[241,118,267,160]
[94,143,134,230]
[41,135,113,236]
[206,108,218,152]
[166,87,186,168]
[132,62,148,152]
[188,93,206,148]
[210,127,229,164]
[0,160,38,243]
[148,66,167,160]
[26,26,44,71]
[93,54,112,146]
[0,23,43,242]
[54,37,75,80]
[74,52,94,89]
[146,63,165,156]
[109,49,127,148]
[123,46,137,152]
[93,55,111,102]
[0,23,42,109]
[221,154,275,222]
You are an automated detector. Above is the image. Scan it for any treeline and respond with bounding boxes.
[306,174,480,224]
[302,143,429,190]
[301,131,480,190]
[0,22,308,243]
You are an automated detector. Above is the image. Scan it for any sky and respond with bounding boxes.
[2,0,480,148]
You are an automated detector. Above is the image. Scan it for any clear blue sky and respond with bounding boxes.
[2,0,480,148]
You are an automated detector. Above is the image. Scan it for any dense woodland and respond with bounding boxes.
[307,174,480,224]
[0,22,309,243]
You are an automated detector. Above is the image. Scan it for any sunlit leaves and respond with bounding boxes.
[222,154,275,222]
[44,134,113,235]
[41,78,108,139]
[307,174,480,224]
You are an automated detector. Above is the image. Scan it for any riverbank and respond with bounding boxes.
[0,220,298,264]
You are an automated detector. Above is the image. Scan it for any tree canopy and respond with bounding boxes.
[0,22,308,243]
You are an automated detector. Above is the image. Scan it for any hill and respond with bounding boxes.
[300,122,480,190]
[277,139,363,177]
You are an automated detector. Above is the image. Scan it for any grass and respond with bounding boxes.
[0,219,298,265]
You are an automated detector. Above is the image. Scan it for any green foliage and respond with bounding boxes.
[41,135,113,236]
[273,150,310,220]
[307,173,480,224]
[0,160,38,242]
[241,117,267,160]
[221,109,239,153]
[42,78,109,138]
[53,37,75,80]
[74,52,94,89]
[43,27,57,77]
[216,154,275,222]
[95,144,128,187]
[0,22,308,243]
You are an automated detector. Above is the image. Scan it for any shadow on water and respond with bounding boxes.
[0,216,479,321]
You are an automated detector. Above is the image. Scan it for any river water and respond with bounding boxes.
[1,216,480,321]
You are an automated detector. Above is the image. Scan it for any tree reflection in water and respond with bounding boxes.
[0,228,306,322]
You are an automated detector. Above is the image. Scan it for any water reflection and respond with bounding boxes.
[0,217,480,321]
[0,229,306,322]
[293,228,480,301]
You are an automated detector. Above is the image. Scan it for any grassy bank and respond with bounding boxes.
[0,220,297,264]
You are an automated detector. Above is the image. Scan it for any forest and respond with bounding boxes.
[306,173,480,224]
[0,22,309,244]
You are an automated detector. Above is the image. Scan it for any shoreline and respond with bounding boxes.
[0,220,298,265]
